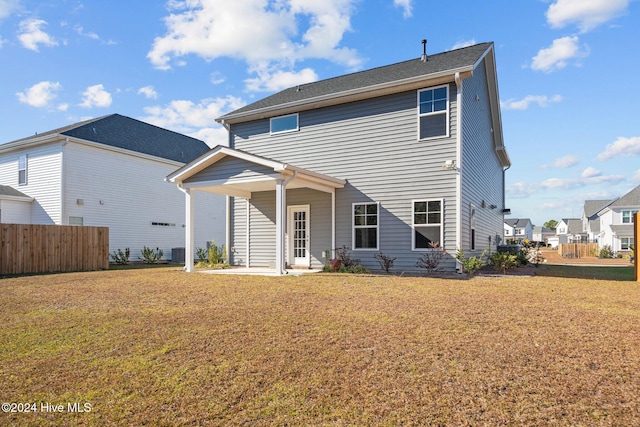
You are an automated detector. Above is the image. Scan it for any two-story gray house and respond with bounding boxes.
[168,42,511,274]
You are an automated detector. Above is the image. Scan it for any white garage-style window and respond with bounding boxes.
[353,202,379,250]
[270,113,299,135]
[412,199,443,249]
[418,85,449,139]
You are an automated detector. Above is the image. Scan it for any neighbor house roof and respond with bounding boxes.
[566,219,584,235]
[608,184,640,208]
[1,114,210,164]
[0,184,33,201]
[583,199,613,219]
[504,218,532,228]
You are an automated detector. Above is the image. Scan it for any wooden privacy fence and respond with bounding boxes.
[558,243,599,259]
[0,224,109,275]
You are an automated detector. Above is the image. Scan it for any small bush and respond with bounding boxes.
[489,251,518,274]
[455,248,487,276]
[374,252,396,273]
[416,242,447,274]
[323,246,368,274]
[599,245,614,259]
[207,240,226,264]
[110,248,130,265]
[334,246,360,268]
[517,246,530,266]
[141,246,163,264]
[196,247,208,263]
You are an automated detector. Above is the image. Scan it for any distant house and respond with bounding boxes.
[532,226,554,246]
[596,184,639,253]
[504,218,533,243]
[555,218,586,244]
[0,114,225,260]
[168,42,511,274]
[582,199,613,243]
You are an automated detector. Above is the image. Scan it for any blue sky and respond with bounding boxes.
[1,0,639,226]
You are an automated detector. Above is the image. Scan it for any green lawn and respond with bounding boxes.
[1,269,639,426]
[535,264,635,281]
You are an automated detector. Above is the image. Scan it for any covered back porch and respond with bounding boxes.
[166,146,345,275]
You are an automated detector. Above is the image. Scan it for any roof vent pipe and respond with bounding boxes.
[421,39,428,62]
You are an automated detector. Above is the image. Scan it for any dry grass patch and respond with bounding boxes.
[1,269,639,426]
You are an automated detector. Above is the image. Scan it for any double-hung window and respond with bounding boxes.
[353,202,378,250]
[270,113,299,135]
[418,85,448,139]
[18,154,27,185]
[413,200,443,249]
[621,237,634,250]
[622,210,638,224]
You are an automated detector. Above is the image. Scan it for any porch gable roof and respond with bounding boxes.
[166,145,345,198]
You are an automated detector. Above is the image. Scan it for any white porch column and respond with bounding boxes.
[331,189,336,259]
[184,188,195,273]
[275,178,286,275]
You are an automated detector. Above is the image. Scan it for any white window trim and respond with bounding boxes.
[352,201,379,251]
[270,113,299,135]
[411,198,444,251]
[417,84,450,140]
[18,154,27,186]
[622,210,638,224]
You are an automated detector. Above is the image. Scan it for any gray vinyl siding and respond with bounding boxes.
[229,197,247,266]
[460,60,505,254]
[230,86,460,272]
[184,156,278,184]
[230,188,332,268]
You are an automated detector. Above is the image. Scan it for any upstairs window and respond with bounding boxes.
[622,210,638,224]
[353,202,378,250]
[418,86,448,139]
[270,113,299,135]
[413,200,443,249]
[18,154,27,185]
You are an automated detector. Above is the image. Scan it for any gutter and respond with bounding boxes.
[455,72,463,265]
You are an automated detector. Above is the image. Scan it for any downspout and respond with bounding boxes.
[502,164,511,246]
[455,72,463,269]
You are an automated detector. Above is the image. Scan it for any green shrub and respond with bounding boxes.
[207,240,226,264]
[110,248,130,265]
[489,251,518,274]
[196,247,208,263]
[599,245,614,259]
[141,246,163,264]
[455,248,487,276]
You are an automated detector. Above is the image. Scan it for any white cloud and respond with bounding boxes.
[393,0,413,18]
[581,166,601,178]
[531,36,588,73]
[210,72,225,85]
[631,170,640,184]
[16,81,61,108]
[597,136,640,161]
[80,84,112,108]
[507,172,626,199]
[74,25,100,40]
[451,39,476,50]
[546,0,630,32]
[18,18,58,51]
[245,67,318,92]
[541,154,579,169]
[147,0,362,92]
[138,85,159,99]
[501,94,562,111]
[0,0,21,20]
[141,96,245,147]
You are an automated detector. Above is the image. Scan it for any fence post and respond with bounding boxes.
[635,212,639,282]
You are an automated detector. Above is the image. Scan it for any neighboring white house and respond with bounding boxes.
[532,226,554,246]
[582,199,613,243]
[504,218,533,243]
[595,184,639,254]
[554,218,586,245]
[0,114,225,261]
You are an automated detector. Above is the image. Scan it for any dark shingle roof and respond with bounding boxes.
[5,114,210,163]
[505,218,532,227]
[219,42,493,119]
[583,199,613,218]
[0,184,31,199]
